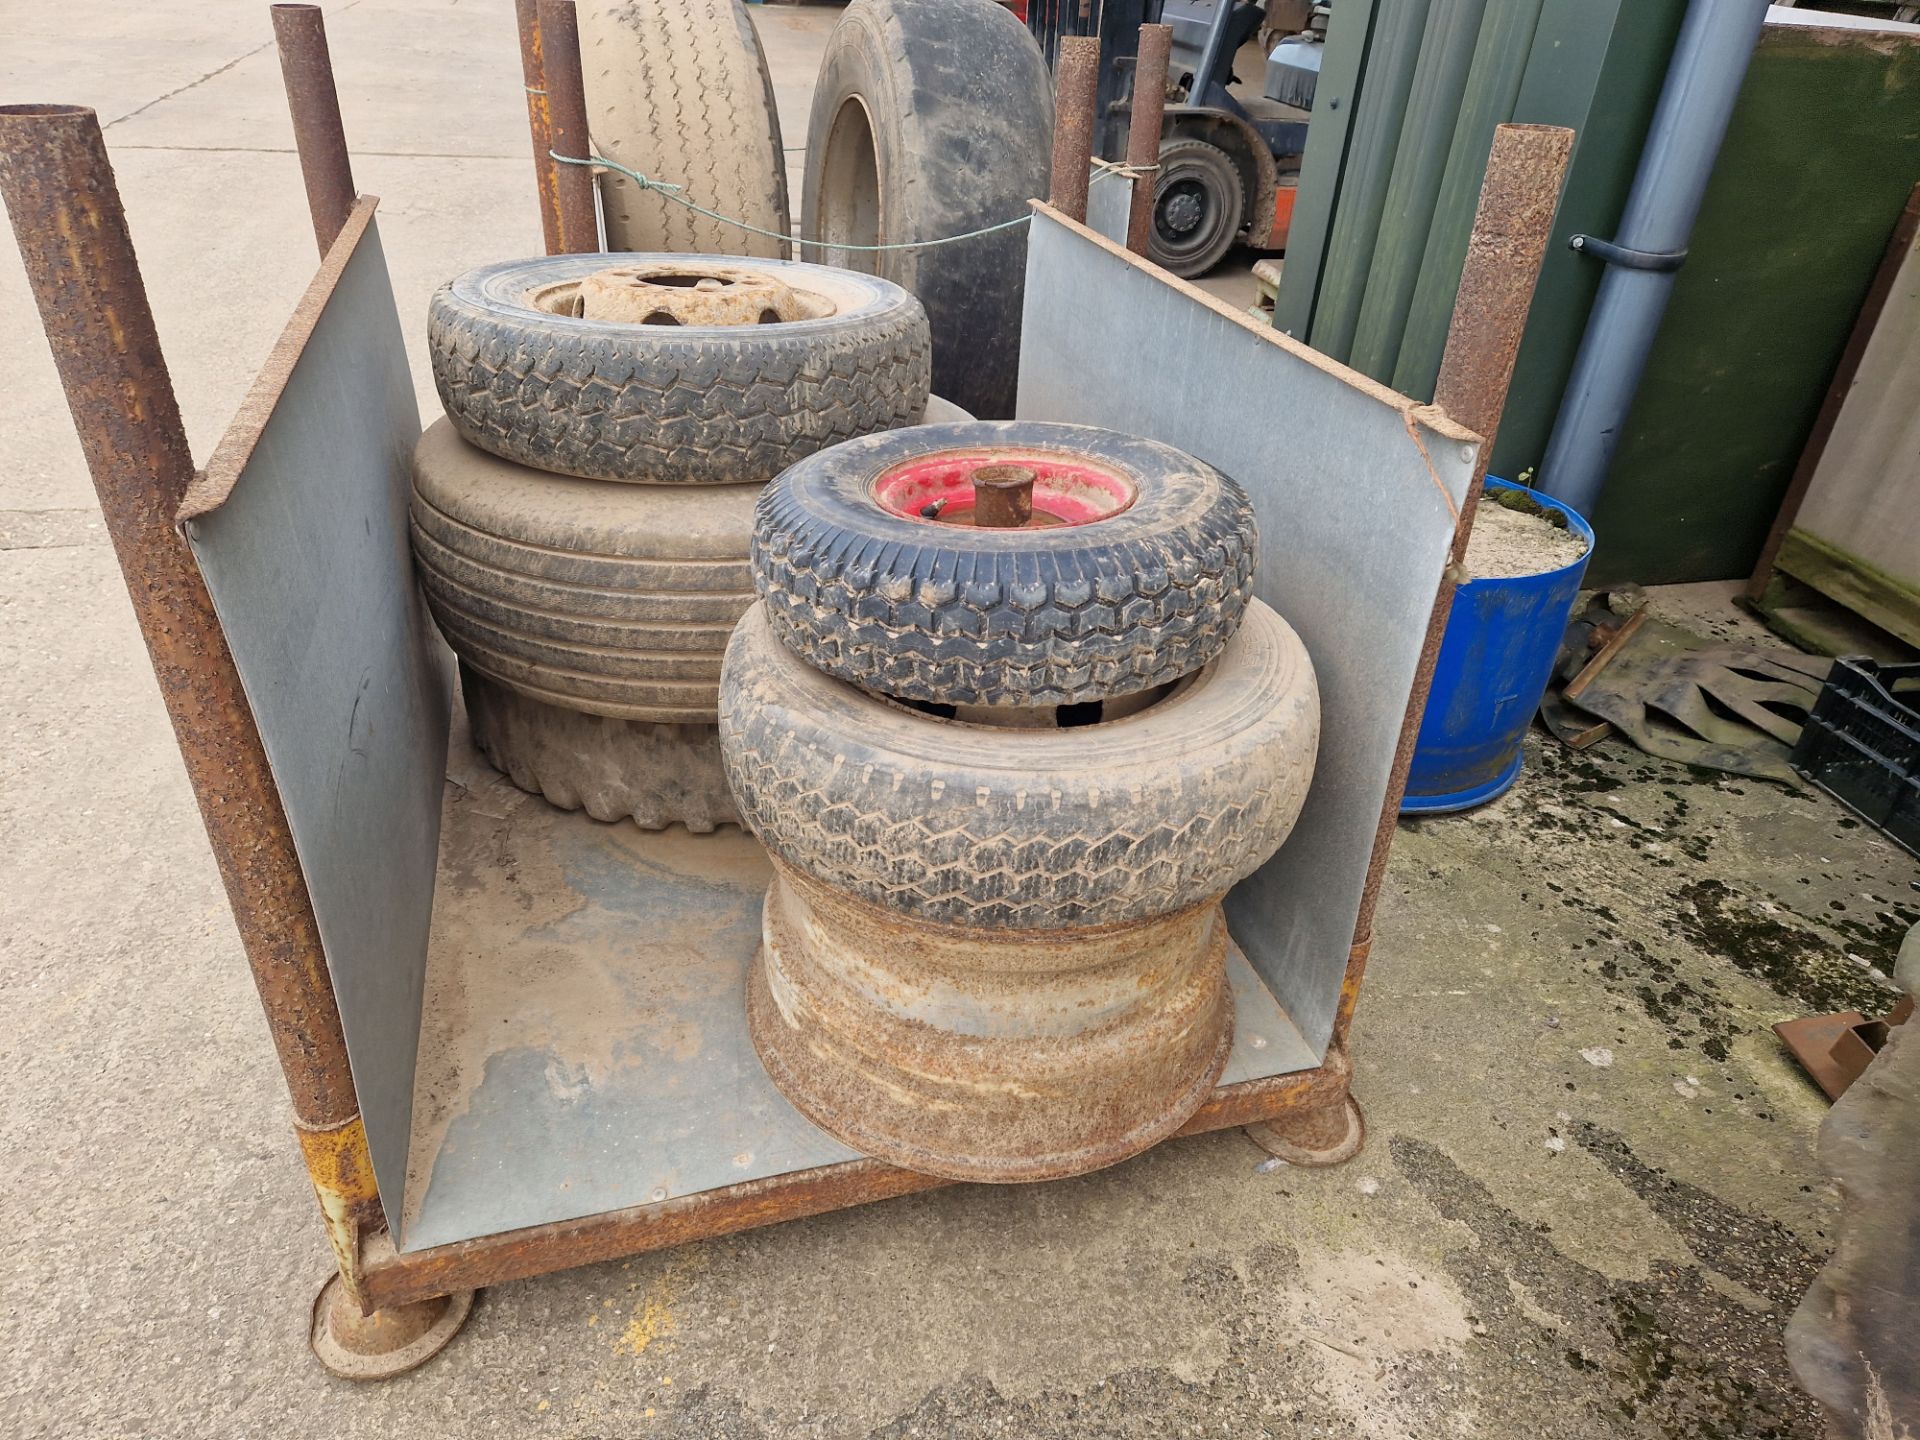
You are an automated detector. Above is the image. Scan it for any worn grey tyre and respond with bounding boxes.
[801,0,1052,419]
[462,665,739,831]
[410,419,756,723]
[752,422,1259,708]
[427,254,931,484]
[580,0,790,258]
[719,598,1319,929]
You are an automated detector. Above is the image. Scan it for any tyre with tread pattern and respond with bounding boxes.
[579,0,790,258]
[801,0,1052,419]
[751,421,1259,708]
[1149,138,1245,279]
[428,254,931,485]
[719,597,1319,930]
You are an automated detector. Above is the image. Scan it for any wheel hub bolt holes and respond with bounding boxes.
[533,263,839,327]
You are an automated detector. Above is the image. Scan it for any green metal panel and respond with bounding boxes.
[1587,24,1920,585]
[1390,0,1548,400]
[1346,0,1492,382]
[1306,0,1434,362]
[1271,0,1379,338]
[1484,0,1686,483]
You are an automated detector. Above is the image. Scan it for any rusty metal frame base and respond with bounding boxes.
[361,1047,1354,1311]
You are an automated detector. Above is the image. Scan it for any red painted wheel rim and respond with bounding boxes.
[870,449,1137,528]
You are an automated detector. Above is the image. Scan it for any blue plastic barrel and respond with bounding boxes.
[1402,480,1595,813]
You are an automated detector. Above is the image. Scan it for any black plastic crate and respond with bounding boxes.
[1790,658,1920,856]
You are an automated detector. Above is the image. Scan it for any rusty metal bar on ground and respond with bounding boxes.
[513,0,563,255]
[1048,35,1100,224]
[0,102,367,1147]
[270,4,357,255]
[538,0,598,254]
[1124,24,1172,257]
[1343,123,1575,985]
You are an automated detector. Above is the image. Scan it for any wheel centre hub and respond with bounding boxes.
[871,451,1138,529]
[1164,190,1204,233]
[532,263,833,326]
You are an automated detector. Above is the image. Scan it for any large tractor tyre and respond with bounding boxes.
[428,254,931,485]
[719,598,1319,930]
[410,419,757,723]
[1148,138,1245,279]
[579,0,790,258]
[751,422,1259,709]
[800,0,1052,420]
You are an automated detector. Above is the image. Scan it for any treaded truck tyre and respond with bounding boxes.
[800,0,1052,420]
[579,0,791,258]
[428,254,931,485]
[719,598,1320,930]
[410,418,757,723]
[752,422,1260,708]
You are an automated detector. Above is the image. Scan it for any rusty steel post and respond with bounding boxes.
[1048,35,1100,224]
[538,0,599,254]
[271,5,357,255]
[1123,24,1172,257]
[0,104,381,1296]
[513,0,563,255]
[1352,123,1575,980]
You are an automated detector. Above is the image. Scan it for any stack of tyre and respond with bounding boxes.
[720,422,1322,1181]
[413,253,935,829]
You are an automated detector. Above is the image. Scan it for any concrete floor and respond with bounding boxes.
[3,2,1914,1436]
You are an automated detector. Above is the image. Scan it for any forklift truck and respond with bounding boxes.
[1026,0,1331,277]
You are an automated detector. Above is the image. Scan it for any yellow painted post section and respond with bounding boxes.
[297,1115,381,1311]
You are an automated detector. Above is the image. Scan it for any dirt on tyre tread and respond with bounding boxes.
[719,599,1319,929]
[428,255,931,485]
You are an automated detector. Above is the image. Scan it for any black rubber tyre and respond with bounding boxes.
[1149,138,1245,279]
[800,0,1052,420]
[719,599,1319,929]
[751,422,1259,707]
[428,254,931,485]
[579,0,790,258]
[410,419,756,723]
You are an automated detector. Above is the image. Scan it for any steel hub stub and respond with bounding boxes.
[747,862,1234,1182]
[870,449,1138,529]
[536,262,834,326]
[308,1275,474,1381]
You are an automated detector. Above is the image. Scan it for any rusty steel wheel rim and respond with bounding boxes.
[747,863,1235,1183]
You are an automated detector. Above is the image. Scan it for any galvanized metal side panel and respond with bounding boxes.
[184,216,446,1231]
[1017,208,1479,1054]
[1086,168,1134,246]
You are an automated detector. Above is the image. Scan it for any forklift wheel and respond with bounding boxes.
[1149,139,1245,279]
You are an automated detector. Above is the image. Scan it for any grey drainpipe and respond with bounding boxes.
[1534,0,1771,518]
